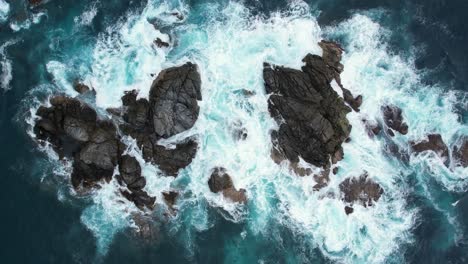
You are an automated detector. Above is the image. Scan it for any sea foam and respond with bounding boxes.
[37,0,468,262]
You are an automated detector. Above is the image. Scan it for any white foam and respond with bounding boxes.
[10,11,46,32]
[0,39,17,91]
[74,3,98,26]
[0,0,9,23]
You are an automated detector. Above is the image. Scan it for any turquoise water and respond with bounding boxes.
[1,0,467,263]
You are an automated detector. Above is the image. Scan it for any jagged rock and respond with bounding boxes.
[318,40,362,112]
[149,62,201,138]
[382,105,409,135]
[208,168,247,203]
[410,134,450,166]
[154,38,169,48]
[33,63,202,211]
[264,45,351,178]
[453,137,468,167]
[339,172,384,214]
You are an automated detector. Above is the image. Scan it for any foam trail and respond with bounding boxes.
[74,2,98,26]
[0,39,17,91]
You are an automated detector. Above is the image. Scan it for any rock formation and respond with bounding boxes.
[410,134,450,166]
[339,172,384,215]
[208,167,247,203]
[382,105,409,135]
[264,40,352,188]
[33,63,202,210]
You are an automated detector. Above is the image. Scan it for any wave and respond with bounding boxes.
[0,0,9,23]
[34,0,468,263]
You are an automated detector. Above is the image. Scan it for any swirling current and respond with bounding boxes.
[0,0,467,263]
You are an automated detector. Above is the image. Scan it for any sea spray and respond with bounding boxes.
[27,0,467,263]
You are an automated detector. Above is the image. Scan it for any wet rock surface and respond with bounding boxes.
[382,105,409,135]
[208,167,247,203]
[339,172,384,214]
[33,63,202,210]
[453,137,468,167]
[410,134,450,166]
[264,40,351,180]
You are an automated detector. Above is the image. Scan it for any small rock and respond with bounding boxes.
[344,206,354,215]
[208,167,247,203]
[154,38,169,48]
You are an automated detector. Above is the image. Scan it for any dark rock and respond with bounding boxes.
[339,172,384,207]
[318,40,362,112]
[73,82,94,95]
[410,134,450,166]
[131,213,159,241]
[154,38,169,48]
[170,12,184,20]
[264,42,351,181]
[163,191,178,213]
[453,137,468,167]
[344,206,354,215]
[208,167,247,203]
[33,63,202,211]
[382,105,409,135]
[149,62,201,138]
[362,118,381,137]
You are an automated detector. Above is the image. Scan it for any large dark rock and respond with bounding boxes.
[453,137,468,167]
[410,134,450,166]
[339,172,384,214]
[119,63,201,176]
[149,62,201,138]
[382,105,409,135]
[208,168,247,204]
[264,41,351,179]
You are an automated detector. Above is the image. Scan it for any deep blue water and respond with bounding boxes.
[0,0,467,263]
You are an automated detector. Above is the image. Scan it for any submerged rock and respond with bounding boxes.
[208,167,247,203]
[339,172,384,214]
[73,81,94,95]
[264,41,351,182]
[453,137,468,167]
[154,38,169,48]
[410,134,449,166]
[382,105,409,135]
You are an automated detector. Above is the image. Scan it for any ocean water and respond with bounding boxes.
[0,0,467,263]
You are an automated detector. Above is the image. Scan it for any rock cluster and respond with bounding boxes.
[264,40,352,185]
[339,172,384,215]
[208,167,247,204]
[33,63,202,210]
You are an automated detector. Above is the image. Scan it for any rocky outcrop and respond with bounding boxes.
[453,137,468,167]
[339,172,384,215]
[410,134,450,166]
[118,63,201,176]
[318,40,362,112]
[33,63,202,211]
[208,168,247,203]
[264,40,352,186]
[382,105,409,136]
[33,96,155,209]
[362,118,382,138]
